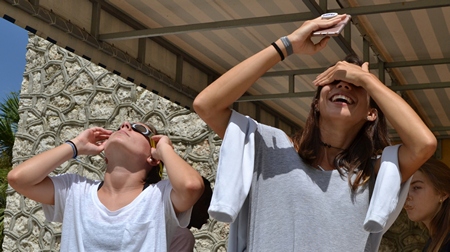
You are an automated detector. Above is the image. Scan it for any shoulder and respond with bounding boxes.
[151,179,173,196]
[50,173,99,189]
[51,173,87,182]
[373,144,401,175]
[257,124,293,146]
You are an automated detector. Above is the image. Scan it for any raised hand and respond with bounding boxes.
[313,61,371,88]
[72,127,113,156]
[288,14,348,56]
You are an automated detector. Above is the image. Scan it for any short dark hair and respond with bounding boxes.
[188,176,213,229]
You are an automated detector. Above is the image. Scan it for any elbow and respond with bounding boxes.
[416,134,437,162]
[193,95,208,119]
[188,177,205,195]
[7,169,21,190]
[193,93,217,121]
[184,176,205,201]
[423,135,437,159]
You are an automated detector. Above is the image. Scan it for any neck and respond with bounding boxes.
[103,164,148,192]
[316,150,338,171]
[423,220,432,235]
[318,117,362,151]
[320,139,345,151]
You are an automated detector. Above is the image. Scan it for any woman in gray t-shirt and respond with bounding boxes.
[193,14,437,251]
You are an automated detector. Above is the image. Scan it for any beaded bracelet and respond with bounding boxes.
[271,42,285,61]
[280,36,293,57]
[65,140,78,159]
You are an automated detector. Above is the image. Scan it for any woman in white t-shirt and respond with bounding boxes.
[8,122,204,251]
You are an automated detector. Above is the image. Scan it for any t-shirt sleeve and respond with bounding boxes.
[41,173,85,222]
[208,110,258,223]
[161,180,192,228]
[363,144,410,233]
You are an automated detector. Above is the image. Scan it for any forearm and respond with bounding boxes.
[194,15,342,137]
[194,42,282,137]
[160,145,204,212]
[363,74,435,147]
[8,142,74,188]
[362,74,436,178]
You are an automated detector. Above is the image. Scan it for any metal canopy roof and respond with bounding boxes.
[2,0,450,140]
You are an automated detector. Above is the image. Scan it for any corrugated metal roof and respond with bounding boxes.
[2,0,450,139]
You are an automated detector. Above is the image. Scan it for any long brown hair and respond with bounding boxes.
[419,158,450,252]
[292,55,390,192]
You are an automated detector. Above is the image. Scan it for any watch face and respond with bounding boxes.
[321,12,338,19]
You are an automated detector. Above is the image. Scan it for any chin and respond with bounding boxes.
[405,212,420,223]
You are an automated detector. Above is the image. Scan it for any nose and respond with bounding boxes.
[336,82,352,90]
[119,122,132,130]
[406,194,412,201]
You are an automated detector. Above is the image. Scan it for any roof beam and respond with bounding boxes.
[336,0,450,16]
[262,58,450,76]
[99,0,450,41]
[237,82,450,102]
[99,12,315,41]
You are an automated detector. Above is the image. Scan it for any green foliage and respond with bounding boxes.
[0,156,9,249]
[0,91,19,250]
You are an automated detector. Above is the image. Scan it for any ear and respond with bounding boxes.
[366,108,378,122]
[442,193,449,202]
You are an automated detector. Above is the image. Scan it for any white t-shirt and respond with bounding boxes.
[42,173,191,252]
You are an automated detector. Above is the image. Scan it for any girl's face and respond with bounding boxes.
[404,171,443,228]
[105,122,152,159]
[318,81,375,127]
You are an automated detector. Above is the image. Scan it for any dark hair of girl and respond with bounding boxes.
[419,158,450,252]
[291,54,390,192]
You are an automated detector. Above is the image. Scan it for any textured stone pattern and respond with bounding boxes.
[3,34,427,251]
[3,34,228,252]
[380,210,429,252]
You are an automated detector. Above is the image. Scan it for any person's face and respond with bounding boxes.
[105,122,153,158]
[317,81,376,127]
[404,171,443,229]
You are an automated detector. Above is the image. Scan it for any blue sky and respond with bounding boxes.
[0,18,27,102]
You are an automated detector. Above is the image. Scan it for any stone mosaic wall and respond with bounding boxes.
[3,34,227,251]
[3,33,428,251]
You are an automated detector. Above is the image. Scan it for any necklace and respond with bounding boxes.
[317,165,325,171]
[320,140,345,151]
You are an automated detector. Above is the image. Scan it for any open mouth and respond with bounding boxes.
[330,94,354,104]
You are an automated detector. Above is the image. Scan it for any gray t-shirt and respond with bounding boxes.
[211,110,409,252]
[246,123,372,251]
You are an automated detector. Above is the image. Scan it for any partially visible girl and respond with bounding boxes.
[404,158,450,252]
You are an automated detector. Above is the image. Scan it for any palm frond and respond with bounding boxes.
[0,92,19,124]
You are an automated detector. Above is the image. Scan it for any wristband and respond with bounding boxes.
[280,36,293,57]
[65,140,78,159]
[271,42,284,61]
